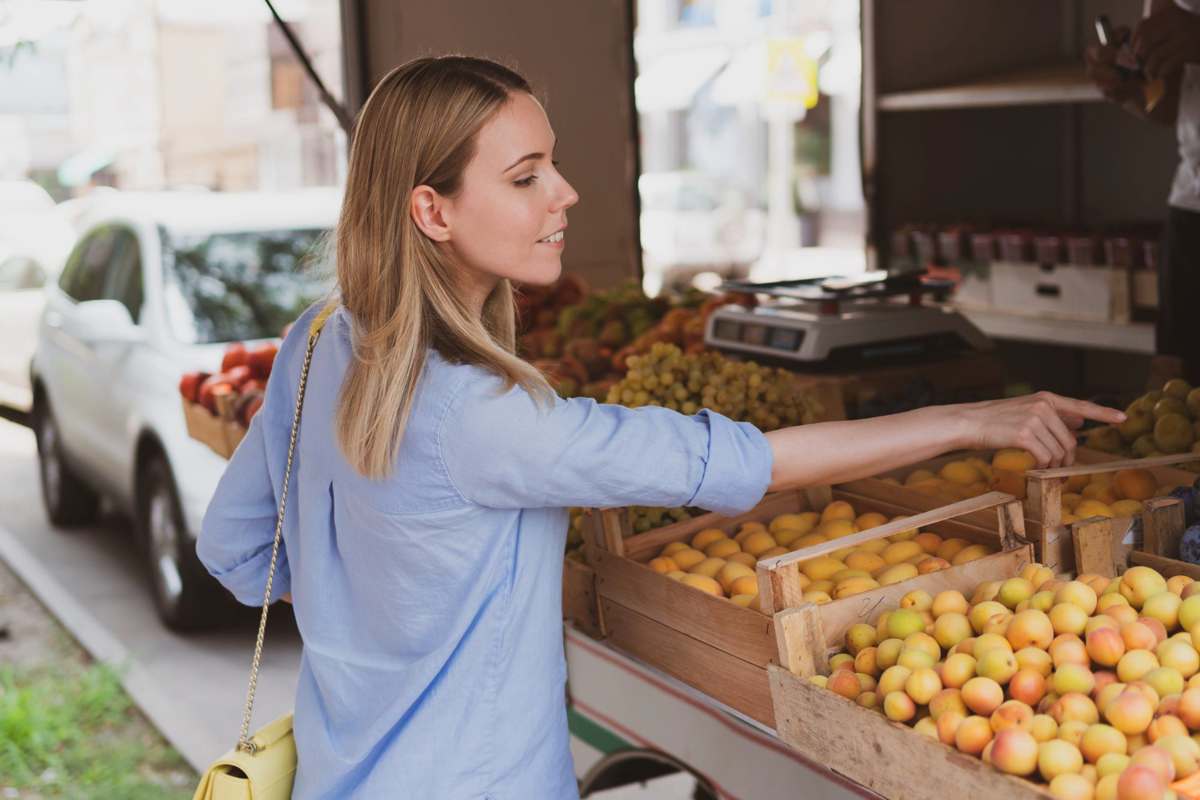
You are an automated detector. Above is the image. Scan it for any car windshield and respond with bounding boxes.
[160,225,331,344]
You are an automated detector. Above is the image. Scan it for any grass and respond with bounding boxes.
[0,659,194,799]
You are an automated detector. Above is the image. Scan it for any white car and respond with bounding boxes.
[639,171,766,295]
[31,188,340,629]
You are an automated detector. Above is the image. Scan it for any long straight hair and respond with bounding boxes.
[335,56,553,479]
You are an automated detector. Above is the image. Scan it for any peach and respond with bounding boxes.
[904,632,941,661]
[877,665,912,697]
[1121,622,1159,652]
[1052,693,1100,725]
[1009,669,1048,707]
[1094,774,1119,800]
[1056,581,1099,615]
[1180,595,1200,631]
[1047,773,1093,800]
[905,667,942,705]
[1143,666,1184,700]
[1095,751,1130,778]
[991,729,1039,776]
[856,672,877,693]
[886,608,926,640]
[969,601,1009,634]
[854,647,879,677]
[1104,688,1155,735]
[1097,682,1128,716]
[940,653,977,689]
[913,716,939,740]
[897,648,935,671]
[1050,603,1091,637]
[827,670,862,700]
[1031,590,1057,613]
[962,676,1005,716]
[1138,616,1168,646]
[1155,692,1180,718]
[1080,723,1128,763]
[1107,604,1139,627]
[1153,733,1200,778]
[1116,766,1167,800]
[1008,609,1055,650]
[1057,720,1089,748]
[1087,627,1127,668]
[1176,687,1200,728]
[1016,646,1054,677]
[1086,614,1121,636]
[980,611,1013,637]
[1054,664,1097,697]
[1116,650,1160,684]
[933,613,973,650]
[929,687,967,719]
[973,632,1013,658]
[998,578,1036,610]
[1143,591,1183,633]
[920,557,954,575]
[977,648,1018,685]
[829,653,855,672]
[883,690,916,722]
[876,638,903,670]
[937,710,965,745]
[1093,670,1119,700]
[856,691,879,710]
[931,589,969,618]
[1157,638,1200,678]
[1031,713,1059,742]
[1121,566,1169,609]
[1147,714,1188,743]
[1097,592,1132,613]
[1128,745,1176,784]
[991,699,1035,733]
[955,714,994,755]
[1038,739,1084,782]
[845,623,877,655]
[1051,635,1091,669]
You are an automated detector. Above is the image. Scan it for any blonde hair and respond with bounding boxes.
[335,56,553,479]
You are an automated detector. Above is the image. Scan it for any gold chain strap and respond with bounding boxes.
[235,319,322,754]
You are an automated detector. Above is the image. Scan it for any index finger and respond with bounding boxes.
[1043,393,1126,425]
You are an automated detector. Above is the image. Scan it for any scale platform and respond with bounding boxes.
[705,271,992,369]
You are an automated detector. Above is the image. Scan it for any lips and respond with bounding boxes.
[538,230,565,244]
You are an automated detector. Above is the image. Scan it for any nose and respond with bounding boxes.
[552,173,579,213]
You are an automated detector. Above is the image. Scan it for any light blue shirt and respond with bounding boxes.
[197,302,774,798]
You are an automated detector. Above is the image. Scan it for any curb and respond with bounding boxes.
[0,521,211,772]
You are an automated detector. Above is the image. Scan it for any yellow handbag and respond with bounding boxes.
[193,302,337,800]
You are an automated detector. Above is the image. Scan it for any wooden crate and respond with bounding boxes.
[563,553,602,639]
[1025,452,1199,574]
[586,489,1028,727]
[846,447,1197,574]
[768,666,1053,800]
[181,397,237,459]
[761,498,1046,800]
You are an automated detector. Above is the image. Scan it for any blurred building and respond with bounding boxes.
[0,0,346,195]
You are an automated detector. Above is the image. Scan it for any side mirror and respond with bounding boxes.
[71,299,142,344]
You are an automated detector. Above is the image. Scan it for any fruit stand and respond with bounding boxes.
[181,277,1200,798]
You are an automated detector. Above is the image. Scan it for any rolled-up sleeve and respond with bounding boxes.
[196,410,292,606]
[439,368,773,516]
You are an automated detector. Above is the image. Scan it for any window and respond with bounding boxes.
[58,228,117,302]
[160,226,329,344]
[101,228,144,323]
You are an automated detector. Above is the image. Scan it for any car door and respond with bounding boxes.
[86,226,147,492]
[39,226,116,476]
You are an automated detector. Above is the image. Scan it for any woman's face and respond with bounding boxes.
[439,92,579,296]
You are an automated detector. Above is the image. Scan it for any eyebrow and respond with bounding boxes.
[503,139,558,173]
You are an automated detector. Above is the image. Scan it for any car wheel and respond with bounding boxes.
[139,454,229,630]
[35,401,99,526]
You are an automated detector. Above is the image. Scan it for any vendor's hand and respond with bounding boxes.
[959,392,1126,468]
[1134,5,1200,80]
[1086,26,1144,104]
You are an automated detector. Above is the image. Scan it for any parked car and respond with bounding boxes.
[638,171,765,296]
[0,187,77,413]
[31,188,340,629]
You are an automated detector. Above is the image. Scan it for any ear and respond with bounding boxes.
[410,185,452,242]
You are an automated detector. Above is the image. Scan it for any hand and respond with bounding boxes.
[959,392,1126,468]
[1086,26,1144,104]
[282,592,293,604]
[1134,5,1200,80]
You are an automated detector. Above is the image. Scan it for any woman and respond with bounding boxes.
[197,56,1124,798]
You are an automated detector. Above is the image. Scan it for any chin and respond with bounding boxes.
[515,260,563,287]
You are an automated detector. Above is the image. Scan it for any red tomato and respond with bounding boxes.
[225,365,254,389]
[246,343,278,379]
[178,371,209,403]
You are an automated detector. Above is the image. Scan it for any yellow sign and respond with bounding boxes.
[767,38,818,109]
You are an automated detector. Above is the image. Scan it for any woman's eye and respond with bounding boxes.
[514,175,537,187]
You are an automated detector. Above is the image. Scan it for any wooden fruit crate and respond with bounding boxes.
[1069,490,1198,583]
[585,489,1029,727]
[762,499,1047,800]
[563,553,602,639]
[1025,452,1199,574]
[845,447,1197,573]
[181,397,238,459]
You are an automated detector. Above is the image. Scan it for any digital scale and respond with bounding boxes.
[704,271,992,369]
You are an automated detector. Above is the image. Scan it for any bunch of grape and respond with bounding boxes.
[604,342,824,431]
